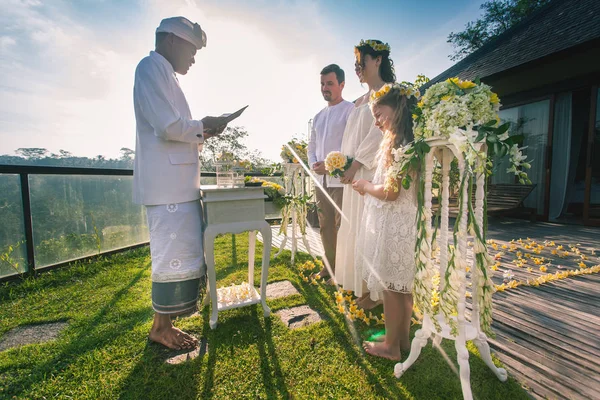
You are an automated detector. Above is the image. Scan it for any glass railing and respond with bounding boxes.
[0,174,27,277]
[28,174,149,268]
[0,165,284,281]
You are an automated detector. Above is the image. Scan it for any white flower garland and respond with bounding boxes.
[385,77,536,336]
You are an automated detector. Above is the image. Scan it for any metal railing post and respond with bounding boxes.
[19,173,36,276]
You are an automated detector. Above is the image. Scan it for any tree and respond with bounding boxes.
[15,148,48,159]
[200,126,270,170]
[59,150,73,158]
[120,147,135,160]
[447,0,551,61]
[401,74,430,89]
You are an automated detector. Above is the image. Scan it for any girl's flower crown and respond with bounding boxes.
[358,39,390,52]
[370,83,420,103]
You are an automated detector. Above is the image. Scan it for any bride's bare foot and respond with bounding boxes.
[149,314,198,350]
[310,268,330,280]
[356,295,382,310]
[362,341,401,361]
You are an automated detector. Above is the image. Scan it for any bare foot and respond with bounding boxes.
[356,295,382,310]
[370,334,410,349]
[149,326,199,350]
[310,268,330,280]
[362,341,401,361]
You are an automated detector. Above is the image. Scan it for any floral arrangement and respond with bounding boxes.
[358,39,390,52]
[276,163,315,237]
[247,177,286,208]
[279,192,314,237]
[381,77,535,337]
[324,151,353,178]
[216,282,258,306]
[412,77,531,180]
[281,139,308,165]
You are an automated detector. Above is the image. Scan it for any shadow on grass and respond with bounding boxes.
[197,305,291,400]
[288,265,406,399]
[279,251,527,400]
[117,337,207,400]
[253,308,291,400]
[199,309,217,400]
[1,267,149,398]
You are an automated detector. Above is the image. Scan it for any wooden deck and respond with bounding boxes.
[263,218,600,400]
[482,219,600,400]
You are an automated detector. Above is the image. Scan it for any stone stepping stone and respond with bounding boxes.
[164,337,208,364]
[276,305,323,329]
[0,321,68,351]
[265,280,300,299]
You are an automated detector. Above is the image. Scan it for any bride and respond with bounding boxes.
[335,39,397,309]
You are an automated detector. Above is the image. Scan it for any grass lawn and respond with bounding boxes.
[0,233,529,399]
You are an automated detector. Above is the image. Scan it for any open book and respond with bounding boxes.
[198,105,248,137]
[219,105,248,123]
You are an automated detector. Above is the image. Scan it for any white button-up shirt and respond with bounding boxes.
[133,51,205,205]
[308,100,355,187]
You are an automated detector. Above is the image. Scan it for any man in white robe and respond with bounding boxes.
[308,64,354,280]
[133,16,227,350]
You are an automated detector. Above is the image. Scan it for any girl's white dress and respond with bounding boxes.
[355,152,418,294]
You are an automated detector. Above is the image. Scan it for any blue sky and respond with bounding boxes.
[0,0,485,161]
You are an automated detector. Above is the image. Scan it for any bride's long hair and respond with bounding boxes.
[354,40,396,84]
[371,86,416,169]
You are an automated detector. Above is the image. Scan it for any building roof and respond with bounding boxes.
[426,0,600,86]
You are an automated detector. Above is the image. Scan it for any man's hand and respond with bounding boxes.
[201,116,228,136]
[340,162,359,184]
[312,161,326,175]
[202,125,226,139]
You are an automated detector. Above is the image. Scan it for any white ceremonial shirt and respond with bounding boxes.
[308,100,355,187]
[133,51,205,206]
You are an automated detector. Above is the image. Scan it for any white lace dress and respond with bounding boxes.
[355,153,418,294]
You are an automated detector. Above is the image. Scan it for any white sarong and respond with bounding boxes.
[146,200,204,314]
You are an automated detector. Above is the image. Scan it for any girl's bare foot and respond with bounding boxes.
[362,341,401,361]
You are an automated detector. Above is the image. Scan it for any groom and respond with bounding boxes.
[133,16,228,350]
[308,64,355,280]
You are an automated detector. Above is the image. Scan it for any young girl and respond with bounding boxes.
[352,83,418,360]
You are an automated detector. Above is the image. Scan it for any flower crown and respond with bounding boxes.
[370,83,420,103]
[358,39,390,52]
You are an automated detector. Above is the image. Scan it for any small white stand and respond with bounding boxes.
[394,138,507,400]
[274,163,314,264]
[201,185,272,329]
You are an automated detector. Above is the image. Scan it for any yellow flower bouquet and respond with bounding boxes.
[324,151,353,178]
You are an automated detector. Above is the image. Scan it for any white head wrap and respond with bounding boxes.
[156,16,207,50]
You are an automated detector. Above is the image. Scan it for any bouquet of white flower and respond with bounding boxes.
[324,151,353,178]
[411,77,531,181]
